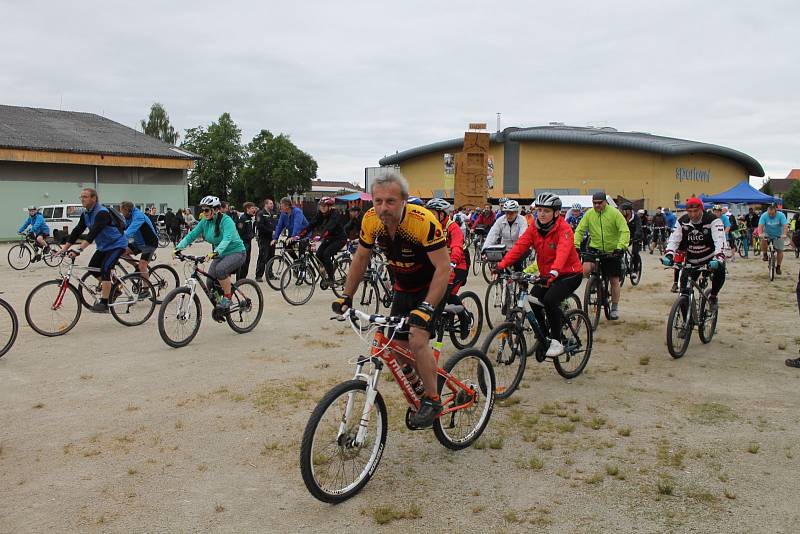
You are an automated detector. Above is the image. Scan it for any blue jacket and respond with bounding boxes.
[664,211,677,229]
[19,212,50,235]
[273,206,308,240]
[84,204,128,252]
[124,207,157,248]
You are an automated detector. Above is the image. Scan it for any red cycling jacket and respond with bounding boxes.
[446,219,467,270]
[470,212,496,229]
[498,216,582,276]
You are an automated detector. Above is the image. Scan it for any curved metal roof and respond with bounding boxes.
[378,126,764,177]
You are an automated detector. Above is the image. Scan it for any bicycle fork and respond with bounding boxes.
[341,356,382,447]
[53,277,70,311]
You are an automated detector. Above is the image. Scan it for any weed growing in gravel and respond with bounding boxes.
[605,464,619,477]
[369,505,421,525]
[498,397,520,408]
[32,403,44,409]
[526,456,544,470]
[557,422,576,433]
[657,475,674,496]
[537,440,554,451]
[589,416,606,430]
[585,472,604,484]
[747,442,760,454]
[639,356,650,365]
[489,436,504,449]
[724,489,736,500]
[617,426,631,437]
[687,402,738,424]
[215,504,225,513]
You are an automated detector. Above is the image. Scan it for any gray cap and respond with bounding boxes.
[592,191,606,202]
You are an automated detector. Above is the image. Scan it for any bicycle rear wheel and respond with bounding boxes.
[471,246,480,276]
[300,380,387,504]
[7,244,31,271]
[331,256,350,299]
[433,348,495,449]
[280,260,318,305]
[25,280,81,336]
[768,252,776,281]
[43,248,63,268]
[560,293,581,313]
[355,280,380,316]
[484,279,509,330]
[481,260,495,284]
[697,292,718,344]
[629,254,642,286]
[265,255,291,291]
[157,287,202,348]
[480,322,526,400]
[0,297,19,358]
[583,276,602,331]
[449,290,483,349]
[553,309,593,379]
[109,273,156,326]
[666,295,692,358]
[148,264,180,303]
[226,279,263,333]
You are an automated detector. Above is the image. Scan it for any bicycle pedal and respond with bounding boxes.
[404,408,424,431]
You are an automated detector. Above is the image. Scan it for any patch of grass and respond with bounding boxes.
[687,402,738,424]
[522,430,537,443]
[539,403,556,415]
[568,413,582,423]
[557,422,576,433]
[79,374,93,380]
[127,467,137,475]
[657,476,674,496]
[498,397,521,407]
[197,463,208,472]
[718,472,729,483]
[472,505,485,514]
[585,472,604,484]
[503,510,524,524]
[215,503,225,513]
[472,439,487,450]
[605,464,619,477]
[724,488,736,500]
[488,436,504,449]
[526,456,544,470]
[617,426,631,437]
[639,356,650,366]
[747,442,760,454]
[589,416,606,430]
[537,440,554,451]
[261,441,281,455]
[32,403,45,409]
[174,420,184,430]
[370,504,421,525]
[687,488,717,504]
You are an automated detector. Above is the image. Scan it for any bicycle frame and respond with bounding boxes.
[54,257,136,309]
[674,262,711,324]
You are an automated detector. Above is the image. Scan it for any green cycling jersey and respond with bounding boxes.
[573,205,630,252]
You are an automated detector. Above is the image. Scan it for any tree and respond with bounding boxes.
[232,130,318,206]
[140,103,179,145]
[761,180,773,196]
[181,113,245,205]
[782,180,800,209]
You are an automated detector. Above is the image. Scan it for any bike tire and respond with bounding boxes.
[481,259,495,284]
[561,293,582,313]
[264,255,291,291]
[666,295,692,358]
[25,280,81,337]
[331,256,351,299]
[630,255,642,286]
[480,321,526,400]
[619,256,627,288]
[109,273,156,327]
[433,348,495,450]
[157,287,202,348]
[553,309,593,379]
[449,290,483,349]
[697,291,718,344]
[471,243,481,276]
[484,278,509,330]
[0,297,19,358]
[280,260,318,306]
[157,230,171,248]
[226,278,264,333]
[300,379,387,504]
[42,249,63,268]
[7,244,31,271]
[583,276,602,331]
[769,252,775,281]
[148,264,180,304]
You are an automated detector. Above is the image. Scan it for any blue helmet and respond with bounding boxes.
[407,196,424,206]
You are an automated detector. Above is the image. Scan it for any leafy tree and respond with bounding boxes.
[232,130,318,206]
[760,180,773,196]
[181,113,245,205]
[782,180,800,209]
[140,102,179,144]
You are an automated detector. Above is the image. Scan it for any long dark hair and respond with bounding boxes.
[214,211,223,237]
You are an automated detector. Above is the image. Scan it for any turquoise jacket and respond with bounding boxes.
[176,214,246,256]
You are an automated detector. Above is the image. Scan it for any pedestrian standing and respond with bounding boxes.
[254,198,278,281]
[236,202,257,280]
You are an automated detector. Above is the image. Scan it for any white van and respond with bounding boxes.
[39,204,85,241]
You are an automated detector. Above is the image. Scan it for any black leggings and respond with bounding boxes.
[316,237,346,278]
[673,266,726,296]
[530,273,582,339]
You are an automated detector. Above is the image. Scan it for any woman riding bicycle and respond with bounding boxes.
[174,195,246,311]
[300,196,347,284]
[494,193,583,358]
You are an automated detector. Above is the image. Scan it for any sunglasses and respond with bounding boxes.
[202,207,213,213]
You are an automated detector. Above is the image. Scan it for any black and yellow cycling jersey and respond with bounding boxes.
[359,204,446,292]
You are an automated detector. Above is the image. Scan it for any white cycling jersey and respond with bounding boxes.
[482,214,527,251]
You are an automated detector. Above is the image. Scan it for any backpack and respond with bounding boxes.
[105,205,127,231]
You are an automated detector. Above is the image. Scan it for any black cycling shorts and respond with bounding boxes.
[388,288,443,341]
[588,248,622,279]
[89,248,125,281]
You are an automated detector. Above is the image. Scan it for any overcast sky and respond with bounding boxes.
[2,0,797,186]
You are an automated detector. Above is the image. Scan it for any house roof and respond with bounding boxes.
[785,169,800,180]
[0,105,198,160]
[378,125,765,177]
[311,179,363,191]
[764,178,797,194]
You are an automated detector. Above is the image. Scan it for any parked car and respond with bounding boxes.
[39,204,85,242]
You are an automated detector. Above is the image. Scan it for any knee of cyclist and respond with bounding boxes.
[407,329,429,353]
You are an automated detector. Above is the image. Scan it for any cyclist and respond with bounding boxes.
[119,201,159,277]
[758,203,789,275]
[425,198,471,338]
[662,197,726,306]
[495,193,583,357]
[175,195,246,311]
[664,207,677,231]
[482,199,528,270]
[407,196,424,206]
[565,203,584,230]
[620,202,643,269]
[711,205,734,255]
[470,203,496,230]
[271,197,309,260]
[333,171,450,428]
[18,205,51,260]
[301,197,347,285]
[573,191,630,320]
[649,207,668,254]
[57,188,129,313]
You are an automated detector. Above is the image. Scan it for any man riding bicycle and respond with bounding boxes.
[119,201,159,277]
[482,199,528,270]
[573,191,630,320]
[495,193,583,357]
[57,188,129,313]
[425,198,472,338]
[175,195,247,311]
[649,207,668,254]
[470,203,496,230]
[334,171,450,429]
[271,197,309,260]
[18,205,52,261]
[662,197,726,305]
[300,196,347,286]
[758,203,789,275]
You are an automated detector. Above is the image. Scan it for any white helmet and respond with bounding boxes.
[27,205,37,211]
[571,202,582,211]
[534,193,562,210]
[637,209,645,215]
[501,199,520,212]
[199,195,221,207]
[425,198,452,213]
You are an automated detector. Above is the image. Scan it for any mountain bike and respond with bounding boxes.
[470,226,488,277]
[481,273,592,398]
[263,240,299,291]
[764,237,779,281]
[279,238,347,305]
[78,252,179,306]
[650,227,667,256]
[619,247,642,287]
[0,293,18,358]
[7,233,62,270]
[581,251,616,331]
[299,307,495,503]
[157,252,264,348]
[435,290,484,349]
[665,259,718,358]
[24,253,156,336]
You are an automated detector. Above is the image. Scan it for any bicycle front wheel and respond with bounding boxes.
[553,309,593,379]
[768,252,776,281]
[697,292,718,344]
[109,273,156,326]
[484,279,509,330]
[666,295,692,358]
[331,256,350,299]
[471,246,480,276]
[43,248,63,268]
[0,298,19,358]
[148,265,180,303]
[480,321,526,400]
[300,380,387,504]
[433,348,495,450]
[265,255,291,291]
[25,280,81,336]
[157,287,202,348]
[226,279,263,333]
[7,244,31,271]
[449,290,483,349]
[280,260,318,305]
[583,276,602,331]
[630,255,642,286]
[481,260,495,284]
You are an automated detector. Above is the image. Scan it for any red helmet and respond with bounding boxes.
[685,197,704,209]
[319,196,335,206]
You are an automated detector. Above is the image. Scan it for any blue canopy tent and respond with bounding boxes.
[700,181,779,204]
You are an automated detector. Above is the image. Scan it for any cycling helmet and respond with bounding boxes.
[425,198,452,212]
[620,202,633,211]
[199,195,221,208]
[571,203,582,211]
[637,209,645,215]
[712,204,723,211]
[407,196,424,206]
[318,196,335,206]
[534,193,562,210]
[498,197,509,204]
[501,199,520,212]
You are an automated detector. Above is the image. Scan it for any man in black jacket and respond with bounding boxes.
[236,202,257,280]
[254,198,278,282]
[743,207,759,258]
[301,197,346,285]
[164,208,179,245]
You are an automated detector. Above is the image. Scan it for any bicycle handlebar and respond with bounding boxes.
[173,251,207,263]
[334,308,407,328]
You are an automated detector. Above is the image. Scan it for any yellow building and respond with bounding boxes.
[377,125,764,209]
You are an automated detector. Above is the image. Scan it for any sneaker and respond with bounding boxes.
[410,397,442,428]
[255,277,264,282]
[776,265,782,275]
[670,283,679,293]
[217,296,231,311]
[91,301,109,313]
[545,338,565,357]
[137,288,152,301]
[33,253,42,262]
[609,308,620,320]
[785,358,800,368]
